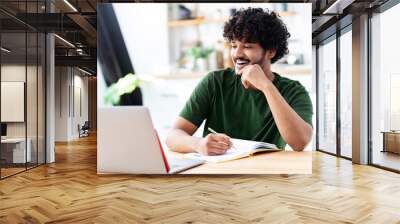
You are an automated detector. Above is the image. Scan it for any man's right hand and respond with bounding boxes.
[196,133,232,156]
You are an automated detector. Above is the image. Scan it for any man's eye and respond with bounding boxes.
[244,46,252,48]
[231,45,237,49]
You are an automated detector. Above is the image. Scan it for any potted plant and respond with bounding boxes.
[104,73,141,106]
[189,46,214,71]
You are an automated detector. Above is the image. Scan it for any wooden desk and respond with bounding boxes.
[382,131,400,154]
[167,150,312,174]
[1,138,31,163]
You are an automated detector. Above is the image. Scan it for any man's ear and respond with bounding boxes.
[267,49,277,60]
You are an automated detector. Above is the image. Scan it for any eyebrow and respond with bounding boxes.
[230,41,254,45]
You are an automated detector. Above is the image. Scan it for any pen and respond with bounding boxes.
[207,127,236,150]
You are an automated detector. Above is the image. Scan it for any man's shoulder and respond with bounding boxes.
[275,73,307,91]
[275,73,312,109]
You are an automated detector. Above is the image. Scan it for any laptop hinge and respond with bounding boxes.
[154,129,170,173]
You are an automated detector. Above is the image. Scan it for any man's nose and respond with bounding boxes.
[233,47,245,58]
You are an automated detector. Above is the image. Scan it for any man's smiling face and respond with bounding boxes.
[230,39,268,74]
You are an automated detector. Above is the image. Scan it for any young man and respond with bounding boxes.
[166,8,313,155]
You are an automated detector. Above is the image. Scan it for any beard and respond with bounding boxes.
[233,57,266,76]
[233,48,268,75]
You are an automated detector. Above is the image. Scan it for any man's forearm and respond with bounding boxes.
[166,129,202,153]
[261,82,312,151]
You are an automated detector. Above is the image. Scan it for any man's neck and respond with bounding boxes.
[262,64,275,82]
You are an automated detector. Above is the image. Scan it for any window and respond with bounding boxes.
[339,29,352,158]
[371,3,400,171]
[0,1,47,179]
[317,37,337,154]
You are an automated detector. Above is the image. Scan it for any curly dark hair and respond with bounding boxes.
[223,8,290,64]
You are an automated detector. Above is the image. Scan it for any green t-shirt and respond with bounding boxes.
[179,68,313,149]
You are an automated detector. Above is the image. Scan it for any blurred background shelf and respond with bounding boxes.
[272,64,312,75]
[147,65,311,80]
[168,17,228,27]
[168,11,296,27]
[149,71,206,79]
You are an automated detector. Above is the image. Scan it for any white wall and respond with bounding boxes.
[55,67,68,141]
[1,65,30,138]
[72,73,89,138]
[1,82,25,123]
[55,67,89,141]
[1,64,26,81]
[113,3,170,75]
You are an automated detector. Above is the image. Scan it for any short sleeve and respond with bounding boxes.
[179,73,214,127]
[288,83,313,127]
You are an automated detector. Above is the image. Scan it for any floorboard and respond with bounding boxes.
[1,135,400,223]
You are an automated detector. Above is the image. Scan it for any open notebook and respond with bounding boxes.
[184,138,282,163]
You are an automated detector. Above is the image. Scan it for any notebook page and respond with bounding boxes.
[183,138,261,163]
[184,149,248,163]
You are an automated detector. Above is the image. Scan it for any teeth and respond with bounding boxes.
[236,60,249,65]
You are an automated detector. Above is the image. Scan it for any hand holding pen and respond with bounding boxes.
[195,127,235,156]
[207,128,237,150]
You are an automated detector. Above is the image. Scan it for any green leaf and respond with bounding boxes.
[103,73,141,106]
[189,47,214,60]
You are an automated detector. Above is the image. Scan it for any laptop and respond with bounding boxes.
[97,106,205,174]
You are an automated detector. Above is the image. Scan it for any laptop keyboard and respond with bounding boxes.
[169,163,180,169]
[168,158,205,174]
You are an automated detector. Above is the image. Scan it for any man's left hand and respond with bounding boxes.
[238,64,271,91]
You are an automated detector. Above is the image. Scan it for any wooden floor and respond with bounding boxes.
[1,135,400,223]
[1,167,26,178]
[1,163,45,178]
[373,151,400,171]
